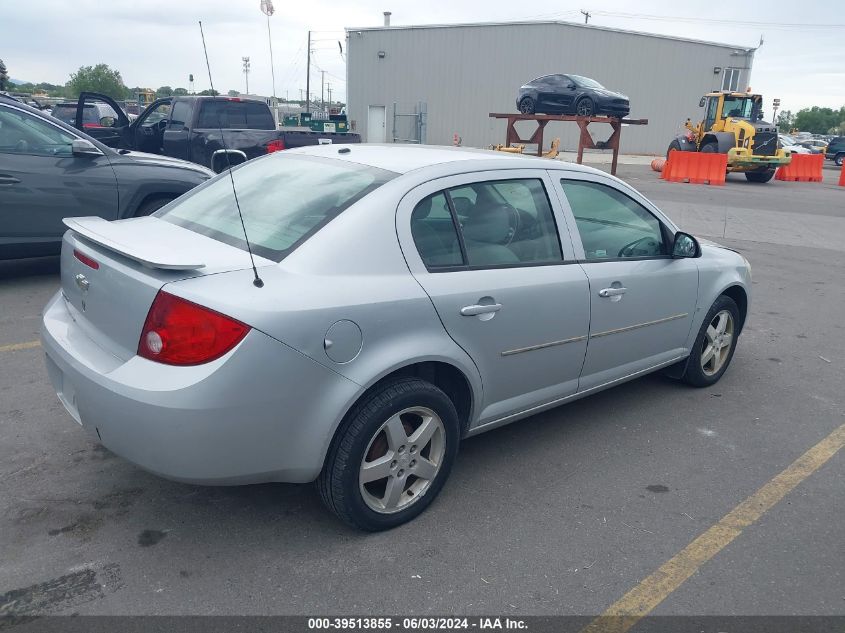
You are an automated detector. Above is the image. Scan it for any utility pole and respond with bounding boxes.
[242,56,250,94]
[327,84,332,107]
[306,31,311,113]
[321,70,326,111]
[580,10,591,24]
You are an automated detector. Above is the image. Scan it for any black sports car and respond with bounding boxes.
[516,74,630,118]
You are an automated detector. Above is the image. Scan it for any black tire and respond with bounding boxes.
[135,197,173,217]
[682,295,741,388]
[518,96,535,115]
[317,377,460,531]
[667,140,682,159]
[700,142,718,153]
[576,97,594,117]
[745,169,775,183]
[835,153,844,167]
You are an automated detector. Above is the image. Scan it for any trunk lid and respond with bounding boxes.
[60,216,272,361]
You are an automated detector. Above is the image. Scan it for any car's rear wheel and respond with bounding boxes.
[576,97,594,117]
[745,169,775,183]
[683,295,740,387]
[317,377,460,531]
[518,96,536,114]
[835,153,844,167]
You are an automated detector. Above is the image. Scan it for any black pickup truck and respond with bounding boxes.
[67,92,361,172]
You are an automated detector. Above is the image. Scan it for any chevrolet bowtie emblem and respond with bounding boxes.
[75,273,90,292]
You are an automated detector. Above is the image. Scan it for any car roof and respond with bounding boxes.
[285,143,598,175]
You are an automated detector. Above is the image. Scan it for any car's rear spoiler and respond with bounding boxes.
[63,217,206,270]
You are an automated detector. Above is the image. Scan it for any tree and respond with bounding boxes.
[173,87,189,96]
[198,89,219,96]
[0,59,8,91]
[793,106,845,135]
[66,64,128,99]
[227,89,239,97]
[776,110,794,130]
[156,86,173,97]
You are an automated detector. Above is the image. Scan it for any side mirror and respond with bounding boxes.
[569,84,577,90]
[672,231,700,258]
[99,116,115,127]
[157,119,168,130]
[71,139,104,157]
[699,97,706,107]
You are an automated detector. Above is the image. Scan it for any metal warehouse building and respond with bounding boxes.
[345,20,756,155]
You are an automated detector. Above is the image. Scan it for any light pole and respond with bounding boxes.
[260,0,276,104]
[242,56,251,95]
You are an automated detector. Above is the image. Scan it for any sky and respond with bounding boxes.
[4,0,844,116]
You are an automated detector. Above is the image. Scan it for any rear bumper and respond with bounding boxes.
[41,291,359,484]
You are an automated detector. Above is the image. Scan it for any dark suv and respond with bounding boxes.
[824,137,845,166]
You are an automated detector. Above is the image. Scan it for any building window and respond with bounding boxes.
[721,67,742,92]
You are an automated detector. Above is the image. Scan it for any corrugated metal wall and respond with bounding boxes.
[346,22,755,155]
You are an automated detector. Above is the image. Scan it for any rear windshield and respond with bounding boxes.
[196,100,275,129]
[156,154,397,262]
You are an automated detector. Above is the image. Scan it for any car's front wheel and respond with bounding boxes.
[318,378,460,531]
[835,153,844,167]
[576,97,594,117]
[683,295,740,387]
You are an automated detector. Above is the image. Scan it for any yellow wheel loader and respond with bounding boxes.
[668,91,791,183]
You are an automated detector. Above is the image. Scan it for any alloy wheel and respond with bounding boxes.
[700,310,735,376]
[359,407,446,514]
[577,99,593,116]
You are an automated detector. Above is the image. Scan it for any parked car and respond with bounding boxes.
[66,92,361,172]
[778,134,810,155]
[42,145,750,530]
[49,101,122,130]
[516,74,630,118]
[824,136,845,166]
[0,95,213,259]
[797,139,826,154]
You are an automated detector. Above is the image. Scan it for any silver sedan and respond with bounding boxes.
[41,145,751,530]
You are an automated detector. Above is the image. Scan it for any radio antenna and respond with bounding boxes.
[198,20,264,288]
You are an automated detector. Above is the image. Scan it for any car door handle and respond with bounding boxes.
[460,303,503,316]
[598,287,627,298]
[0,175,21,186]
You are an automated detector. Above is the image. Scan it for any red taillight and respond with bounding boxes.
[265,139,286,153]
[82,122,102,129]
[73,249,100,269]
[138,291,250,366]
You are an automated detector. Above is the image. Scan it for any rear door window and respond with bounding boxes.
[410,178,563,270]
[196,100,274,129]
[157,154,396,262]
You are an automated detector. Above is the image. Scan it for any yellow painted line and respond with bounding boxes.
[582,422,845,633]
[0,340,41,353]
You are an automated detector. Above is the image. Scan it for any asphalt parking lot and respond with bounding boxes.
[1,162,843,620]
